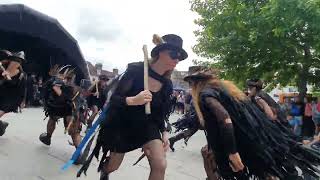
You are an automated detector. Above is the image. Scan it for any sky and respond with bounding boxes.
[0,0,202,72]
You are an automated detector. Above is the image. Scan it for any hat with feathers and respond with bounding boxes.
[183,66,217,82]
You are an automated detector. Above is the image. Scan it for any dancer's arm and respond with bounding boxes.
[110,70,151,107]
[52,78,64,96]
[52,85,62,96]
[2,61,20,78]
[256,98,277,120]
[204,97,244,172]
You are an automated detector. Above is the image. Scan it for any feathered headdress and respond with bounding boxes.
[152,34,165,45]
[49,64,74,78]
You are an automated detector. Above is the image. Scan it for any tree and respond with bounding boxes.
[191,0,320,98]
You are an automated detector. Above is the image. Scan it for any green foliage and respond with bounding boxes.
[191,0,320,95]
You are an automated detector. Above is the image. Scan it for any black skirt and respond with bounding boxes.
[99,112,161,153]
[0,76,25,113]
[87,95,106,110]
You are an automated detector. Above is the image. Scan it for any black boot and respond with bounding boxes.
[169,132,186,152]
[100,171,109,180]
[100,157,110,180]
[0,120,9,136]
[169,138,175,152]
[39,133,51,145]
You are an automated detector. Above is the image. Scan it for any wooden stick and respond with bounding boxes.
[95,81,99,98]
[143,45,151,114]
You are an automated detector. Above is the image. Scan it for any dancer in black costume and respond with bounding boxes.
[39,65,84,162]
[77,34,188,180]
[246,79,299,143]
[169,104,201,151]
[247,79,277,121]
[86,75,109,129]
[0,50,26,136]
[184,66,320,180]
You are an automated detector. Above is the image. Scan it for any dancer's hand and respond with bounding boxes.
[2,70,10,79]
[127,90,152,106]
[229,153,244,172]
[162,131,170,152]
[93,92,99,97]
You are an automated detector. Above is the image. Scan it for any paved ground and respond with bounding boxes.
[0,108,207,180]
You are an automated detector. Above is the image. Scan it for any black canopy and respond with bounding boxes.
[0,4,89,82]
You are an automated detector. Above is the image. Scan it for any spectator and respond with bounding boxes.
[177,91,185,114]
[312,97,320,135]
[38,76,44,102]
[184,89,192,113]
[288,97,304,136]
[170,91,178,113]
[25,73,34,107]
[280,98,291,118]
[302,97,315,138]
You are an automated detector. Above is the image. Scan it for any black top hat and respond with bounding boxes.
[8,51,25,63]
[151,34,188,61]
[0,50,13,61]
[246,79,263,90]
[183,66,216,82]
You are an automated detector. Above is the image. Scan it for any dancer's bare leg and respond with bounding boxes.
[0,110,9,136]
[47,117,57,136]
[65,116,81,148]
[143,139,167,180]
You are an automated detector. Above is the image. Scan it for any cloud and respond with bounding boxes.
[76,8,122,43]
[0,0,202,71]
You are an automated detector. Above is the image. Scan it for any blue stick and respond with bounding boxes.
[61,106,109,171]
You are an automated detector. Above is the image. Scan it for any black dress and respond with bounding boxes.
[86,84,107,110]
[0,62,25,113]
[199,86,320,179]
[78,62,173,174]
[43,77,74,118]
[98,62,172,152]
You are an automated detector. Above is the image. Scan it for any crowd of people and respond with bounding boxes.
[279,97,320,138]
[1,33,320,180]
[25,73,44,107]
[170,89,192,114]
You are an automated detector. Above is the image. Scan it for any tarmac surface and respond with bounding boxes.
[0,108,207,180]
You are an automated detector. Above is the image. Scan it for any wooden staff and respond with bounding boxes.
[95,80,99,98]
[143,45,151,114]
[64,91,80,134]
[0,62,12,80]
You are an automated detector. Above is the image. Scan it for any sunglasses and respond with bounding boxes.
[168,50,182,60]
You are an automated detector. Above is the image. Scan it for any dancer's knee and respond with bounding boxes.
[149,156,167,173]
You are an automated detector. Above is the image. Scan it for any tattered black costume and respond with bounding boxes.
[200,85,320,179]
[0,54,26,113]
[40,70,86,147]
[78,62,173,175]
[169,105,201,151]
[87,82,107,110]
[0,51,26,136]
[43,77,74,118]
